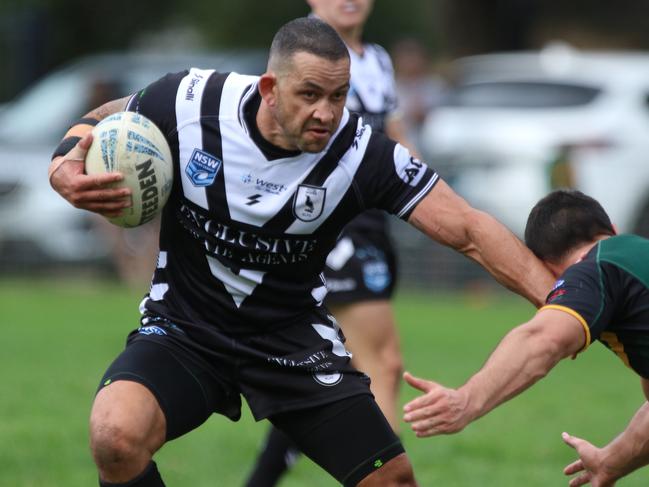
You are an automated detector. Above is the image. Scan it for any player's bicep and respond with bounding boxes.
[362,134,439,218]
[533,307,589,357]
[544,261,613,341]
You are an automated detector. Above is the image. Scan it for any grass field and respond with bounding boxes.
[1,276,647,486]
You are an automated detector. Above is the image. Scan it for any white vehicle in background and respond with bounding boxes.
[0,50,266,267]
[421,45,649,238]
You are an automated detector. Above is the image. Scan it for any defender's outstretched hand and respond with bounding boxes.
[402,371,473,437]
[49,133,131,217]
[562,432,619,487]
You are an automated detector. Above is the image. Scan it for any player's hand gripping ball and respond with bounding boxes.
[85,112,173,227]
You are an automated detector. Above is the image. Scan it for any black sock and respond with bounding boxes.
[243,426,301,487]
[99,461,165,487]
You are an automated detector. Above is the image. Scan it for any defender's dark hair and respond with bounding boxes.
[268,17,349,70]
[524,189,615,263]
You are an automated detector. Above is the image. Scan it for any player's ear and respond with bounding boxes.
[258,73,278,107]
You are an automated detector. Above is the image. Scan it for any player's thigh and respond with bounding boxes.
[95,336,232,442]
[331,300,400,365]
[270,394,408,486]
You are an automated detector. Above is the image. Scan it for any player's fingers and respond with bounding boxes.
[403,401,447,423]
[403,393,440,414]
[65,132,94,162]
[562,432,589,455]
[98,208,126,218]
[564,459,585,475]
[83,199,132,212]
[76,173,127,192]
[408,417,452,437]
[568,472,592,487]
[403,371,436,395]
[77,132,94,151]
[74,187,131,203]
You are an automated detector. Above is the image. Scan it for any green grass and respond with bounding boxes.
[1,277,647,486]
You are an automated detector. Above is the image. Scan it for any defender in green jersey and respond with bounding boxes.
[402,189,649,487]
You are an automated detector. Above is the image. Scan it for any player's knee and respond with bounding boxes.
[380,347,403,382]
[90,417,142,471]
[89,398,160,471]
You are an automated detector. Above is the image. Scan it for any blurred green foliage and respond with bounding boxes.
[2,0,649,101]
[0,0,439,102]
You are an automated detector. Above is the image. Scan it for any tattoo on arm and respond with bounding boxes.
[85,96,130,121]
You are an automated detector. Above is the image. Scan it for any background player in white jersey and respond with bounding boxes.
[244,2,419,484]
[49,17,554,487]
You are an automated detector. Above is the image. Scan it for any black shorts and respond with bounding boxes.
[324,228,397,306]
[98,311,403,484]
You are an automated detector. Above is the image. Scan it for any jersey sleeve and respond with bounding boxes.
[356,131,439,220]
[541,258,617,348]
[125,70,188,137]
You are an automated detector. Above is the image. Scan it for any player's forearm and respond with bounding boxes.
[461,324,565,421]
[49,97,130,179]
[461,209,554,308]
[63,97,129,139]
[598,402,649,481]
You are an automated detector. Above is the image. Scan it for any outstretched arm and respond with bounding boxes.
[49,97,131,217]
[403,308,585,436]
[563,381,649,487]
[408,180,554,307]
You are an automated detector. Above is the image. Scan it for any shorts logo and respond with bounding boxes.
[363,260,391,293]
[293,184,326,222]
[138,325,167,336]
[313,371,343,387]
[186,149,222,186]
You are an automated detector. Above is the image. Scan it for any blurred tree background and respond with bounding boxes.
[1,0,649,102]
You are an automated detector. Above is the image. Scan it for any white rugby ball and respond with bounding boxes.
[85,111,173,228]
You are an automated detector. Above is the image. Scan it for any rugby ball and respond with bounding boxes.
[85,111,173,227]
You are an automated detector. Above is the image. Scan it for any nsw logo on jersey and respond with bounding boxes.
[186,149,222,186]
[293,184,326,222]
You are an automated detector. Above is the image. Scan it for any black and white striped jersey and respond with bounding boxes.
[346,43,398,134]
[345,42,399,232]
[126,69,439,334]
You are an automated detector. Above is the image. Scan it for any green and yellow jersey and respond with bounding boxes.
[542,234,649,377]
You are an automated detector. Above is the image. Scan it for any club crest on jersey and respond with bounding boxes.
[313,370,343,387]
[185,149,222,187]
[293,184,326,222]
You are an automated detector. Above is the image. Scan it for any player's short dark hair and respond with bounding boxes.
[268,17,349,69]
[524,189,615,263]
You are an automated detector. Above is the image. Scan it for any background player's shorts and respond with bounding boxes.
[324,227,397,306]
